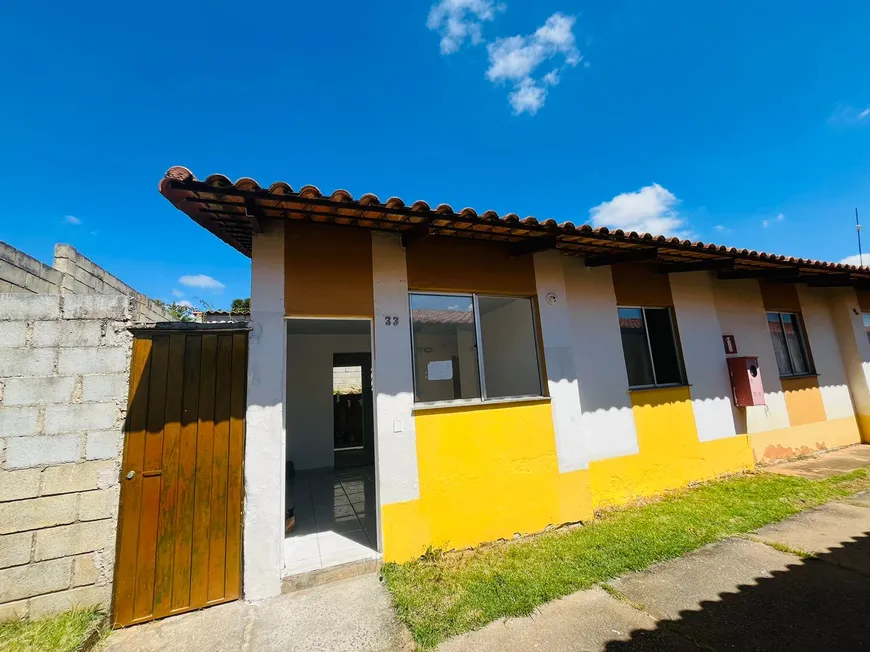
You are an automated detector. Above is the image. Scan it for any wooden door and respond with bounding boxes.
[113,329,247,627]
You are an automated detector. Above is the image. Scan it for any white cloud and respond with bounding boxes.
[178,274,225,291]
[427,0,503,55]
[589,184,689,237]
[486,13,581,115]
[713,225,729,233]
[508,78,548,115]
[761,213,785,228]
[176,299,193,308]
[840,254,868,267]
[171,288,185,298]
[828,104,870,127]
[63,215,81,225]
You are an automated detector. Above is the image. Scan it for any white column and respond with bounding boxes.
[243,220,285,600]
[563,258,638,460]
[827,288,870,429]
[670,272,738,441]
[371,233,419,532]
[710,277,789,433]
[533,251,587,472]
[797,285,854,419]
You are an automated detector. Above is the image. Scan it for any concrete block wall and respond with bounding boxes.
[0,241,173,322]
[52,245,171,322]
[0,242,63,294]
[333,365,363,394]
[0,294,134,620]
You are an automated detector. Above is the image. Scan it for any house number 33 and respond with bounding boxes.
[384,316,400,326]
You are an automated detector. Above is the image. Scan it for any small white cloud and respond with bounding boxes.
[178,274,225,291]
[762,213,785,228]
[427,0,503,55]
[542,69,560,86]
[828,104,870,127]
[486,12,582,115]
[840,254,868,267]
[713,225,729,233]
[589,184,689,238]
[509,78,547,115]
[176,299,193,308]
[63,215,81,225]
[171,288,185,298]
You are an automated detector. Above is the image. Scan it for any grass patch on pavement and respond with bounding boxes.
[0,609,103,652]
[382,469,870,648]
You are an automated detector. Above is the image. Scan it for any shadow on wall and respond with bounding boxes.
[113,328,247,626]
[604,528,870,651]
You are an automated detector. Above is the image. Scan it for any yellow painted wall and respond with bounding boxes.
[589,387,754,509]
[780,377,827,427]
[381,400,593,562]
[749,417,861,463]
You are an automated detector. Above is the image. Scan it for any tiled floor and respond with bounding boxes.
[284,465,379,576]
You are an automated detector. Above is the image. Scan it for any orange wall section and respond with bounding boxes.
[610,263,674,307]
[405,236,537,295]
[284,222,374,317]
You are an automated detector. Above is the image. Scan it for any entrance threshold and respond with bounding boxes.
[281,556,381,593]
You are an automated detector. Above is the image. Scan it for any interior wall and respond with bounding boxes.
[479,299,541,397]
[286,332,372,469]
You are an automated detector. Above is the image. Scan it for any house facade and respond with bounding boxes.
[160,167,870,601]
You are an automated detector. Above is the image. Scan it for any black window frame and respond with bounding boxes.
[617,305,687,390]
[408,291,545,406]
[766,311,815,378]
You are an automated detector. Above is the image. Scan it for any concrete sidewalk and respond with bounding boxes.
[100,574,413,652]
[439,469,870,652]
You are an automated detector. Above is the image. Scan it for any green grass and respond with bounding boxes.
[0,609,103,652]
[382,469,870,648]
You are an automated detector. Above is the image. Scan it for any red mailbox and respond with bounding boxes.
[727,356,765,407]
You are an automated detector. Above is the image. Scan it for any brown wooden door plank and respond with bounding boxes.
[224,333,247,600]
[113,336,153,627]
[132,335,170,621]
[207,335,233,602]
[190,334,218,609]
[152,333,186,619]
[171,334,202,611]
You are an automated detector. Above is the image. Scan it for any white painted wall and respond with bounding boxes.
[827,287,870,420]
[244,220,286,601]
[563,257,639,461]
[479,298,542,398]
[371,233,419,510]
[534,251,588,472]
[286,333,372,470]
[670,272,738,442]
[797,286,855,419]
[710,278,789,433]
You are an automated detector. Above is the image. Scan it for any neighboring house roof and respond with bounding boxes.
[159,166,870,287]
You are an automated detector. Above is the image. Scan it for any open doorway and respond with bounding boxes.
[283,318,378,576]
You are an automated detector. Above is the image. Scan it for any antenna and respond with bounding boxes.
[857,208,864,268]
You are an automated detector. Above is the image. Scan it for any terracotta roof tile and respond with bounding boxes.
[158,167,869,283]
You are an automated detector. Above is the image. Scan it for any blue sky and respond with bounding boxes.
[2,1,870,306]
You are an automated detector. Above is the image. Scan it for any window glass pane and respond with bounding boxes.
[618,308,655,387]
[767,312,794,376]
[782,313,811,375]
[478,296,543,399]
[645,308,683,385]
[410,294,480,402]
[863,313,870,348]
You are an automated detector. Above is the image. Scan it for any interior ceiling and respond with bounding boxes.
[286,319,371,336]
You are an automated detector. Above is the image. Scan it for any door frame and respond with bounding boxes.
[282,316,379,562]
